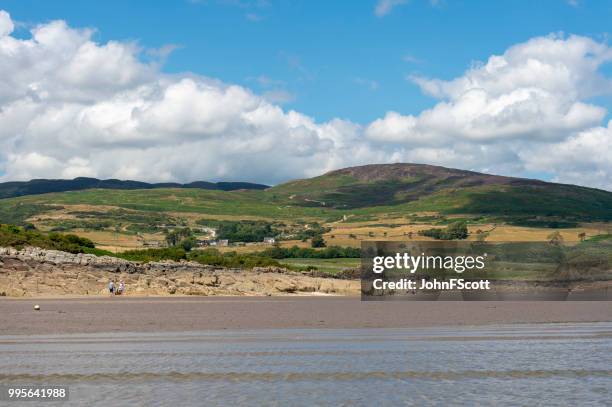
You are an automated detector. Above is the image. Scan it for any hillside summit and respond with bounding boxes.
[322,163,546,185]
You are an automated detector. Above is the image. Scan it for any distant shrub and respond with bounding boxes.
[0,223,96,253]
[507,218,579,228]
[256,246,361,259]
[419,221,468,240]
[188,248,281,268]
[197,219,278,242]
[311,235,326,248]
[293,223,331,241]
[119,247,187,262]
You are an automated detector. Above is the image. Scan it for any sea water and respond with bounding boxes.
[0,323,610,406]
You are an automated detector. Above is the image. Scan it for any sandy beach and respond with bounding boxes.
[1,296,610,335]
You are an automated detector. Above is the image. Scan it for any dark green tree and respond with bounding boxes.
[311,235,326,248]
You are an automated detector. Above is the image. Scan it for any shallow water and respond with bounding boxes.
[1,323,611,406]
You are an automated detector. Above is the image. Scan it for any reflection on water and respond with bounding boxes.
[1,323,611,406]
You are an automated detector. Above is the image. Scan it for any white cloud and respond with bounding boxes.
[402,34,612,144]
[375,0,408,17]
[366,34,612,189]
[0,10,610,190]
[0,10,13,37]
[0,11,380,184]
[520,121,612,190]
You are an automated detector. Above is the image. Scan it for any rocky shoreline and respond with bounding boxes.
[0,247,359,297]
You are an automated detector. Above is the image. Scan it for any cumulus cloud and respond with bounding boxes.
[0,11,380,184]
[0,10,13,37]
[520,121,612,189]
[366,34,612,189]
[0,10,610,190]
[372,35,612,144]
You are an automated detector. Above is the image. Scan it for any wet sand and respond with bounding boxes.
[1,297,611,335]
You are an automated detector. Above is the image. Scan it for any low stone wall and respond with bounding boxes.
[0,247,359,297]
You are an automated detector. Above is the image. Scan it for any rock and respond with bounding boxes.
[273,281,298,293]
[0,245,360,297]
[253,266,290,274]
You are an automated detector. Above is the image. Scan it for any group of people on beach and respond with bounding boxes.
[108,280,125,296]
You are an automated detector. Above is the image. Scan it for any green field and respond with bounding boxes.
[279,258,361,275]
[0,188,332,225]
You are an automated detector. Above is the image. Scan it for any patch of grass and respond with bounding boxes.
[445,185,612,221]
[505,218,579,229]
[118,247,188,262]
[256,245,361,259]
[0,203,63,225]
[0,188,333,219]
[280,258,360,275]
[586,234,612,242]
[188,248,284,269]
[46,219,113,232]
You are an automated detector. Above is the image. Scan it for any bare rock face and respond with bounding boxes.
[0,246,138,272]
[0,246,359,297]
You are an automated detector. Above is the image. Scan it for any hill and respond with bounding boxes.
[0,164,610,231]
[269,163,612,221]
[0,177,269,199]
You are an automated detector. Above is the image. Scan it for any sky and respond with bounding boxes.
[0,0,611,190]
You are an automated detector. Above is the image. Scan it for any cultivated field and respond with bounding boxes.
[12,200,609,253]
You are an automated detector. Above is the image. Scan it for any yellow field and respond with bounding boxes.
[74,230,163,253]
[24,203,611,253]
[322,222,604,247]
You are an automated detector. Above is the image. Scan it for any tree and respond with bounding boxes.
[418,221,468,240]
[445,221,468,240]
[180,236,197,252]
[548,231,564,246]
[165,227,193,247]
[311,235,326,248]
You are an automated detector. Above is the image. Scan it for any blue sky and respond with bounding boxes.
[0,1,610,188]
[4,0,611,123]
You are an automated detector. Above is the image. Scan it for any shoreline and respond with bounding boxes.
[1,296,610,335]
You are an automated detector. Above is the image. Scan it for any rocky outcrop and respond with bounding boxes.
[0,247,359,297]
[0,246,215,274]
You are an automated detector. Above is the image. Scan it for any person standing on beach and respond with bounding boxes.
[108,280,115,296]
[118,281,125,295]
